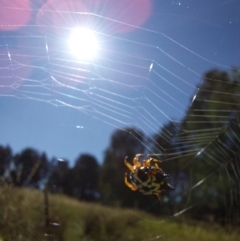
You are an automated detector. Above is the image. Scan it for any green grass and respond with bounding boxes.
[0,186,238,241]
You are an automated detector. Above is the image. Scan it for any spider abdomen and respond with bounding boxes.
[129,167,174,196]
[124,154,174,203]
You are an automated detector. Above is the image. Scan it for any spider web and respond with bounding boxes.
[0,0,240,240]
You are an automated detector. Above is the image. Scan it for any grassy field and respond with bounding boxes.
[0,186,238,241]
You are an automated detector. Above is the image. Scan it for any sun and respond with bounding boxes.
[68,27,99,59]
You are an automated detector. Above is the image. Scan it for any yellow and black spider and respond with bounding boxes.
[124,154,174,203]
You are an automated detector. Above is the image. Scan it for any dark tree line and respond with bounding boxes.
[0,147,100,202]
[0,68,240,225]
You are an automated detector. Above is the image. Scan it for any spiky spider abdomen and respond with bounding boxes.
[124,154,174,203]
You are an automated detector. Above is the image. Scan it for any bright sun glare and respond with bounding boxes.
[69,27,98,59]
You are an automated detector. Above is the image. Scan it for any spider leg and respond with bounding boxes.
[144,158,164,174]
[124,156,136,172]
[142,158,149,168]
[149,158,162,167]
[133,153,144,168]
[135,153,145,158]
[124,173,138,191]
[154,162,160,169]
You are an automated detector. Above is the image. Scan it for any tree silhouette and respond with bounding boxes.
[183,68,240,132]
[12,148,49,187]
[0,145,12,177]
[151,122,187,214]
[154,68,240,224]
[71,154,99,201]
[100,127,146,207]
[47,159,73,196]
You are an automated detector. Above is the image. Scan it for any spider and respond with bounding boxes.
[124,154,174,203]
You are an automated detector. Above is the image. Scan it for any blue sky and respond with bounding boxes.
[0,0,239,165]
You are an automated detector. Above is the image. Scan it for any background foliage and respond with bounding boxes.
[1,68,240,226]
